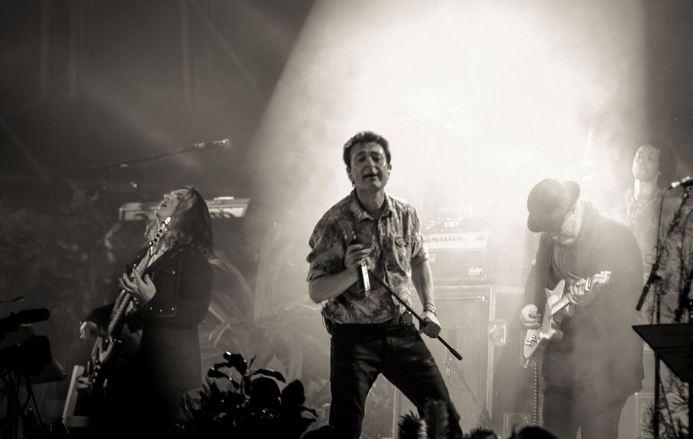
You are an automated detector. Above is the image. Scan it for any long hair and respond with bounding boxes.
[146,186,213,255]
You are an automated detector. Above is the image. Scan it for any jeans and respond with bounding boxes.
[329,319,463,439]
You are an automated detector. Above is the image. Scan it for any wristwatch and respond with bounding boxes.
[423,303,437,315]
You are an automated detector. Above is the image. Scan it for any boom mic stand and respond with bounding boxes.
[635,185,693,438]
[74,138,233,195]
[368,270,463,361]
[81,138,232,173]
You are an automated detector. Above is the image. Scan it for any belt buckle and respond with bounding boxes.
[400,312,413,326]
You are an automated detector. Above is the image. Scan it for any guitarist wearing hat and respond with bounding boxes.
[519,179,643,439]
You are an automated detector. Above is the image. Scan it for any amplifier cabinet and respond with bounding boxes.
[394,284,493,433]
[425,231,488,285]
[428,249,487,285]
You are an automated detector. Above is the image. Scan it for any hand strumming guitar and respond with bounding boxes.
[521,304,541,329]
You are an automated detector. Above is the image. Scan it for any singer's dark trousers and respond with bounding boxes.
[328,319,463,439]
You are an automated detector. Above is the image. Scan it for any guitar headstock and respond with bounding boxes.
[147,217,171,255]
[587,270,612,290]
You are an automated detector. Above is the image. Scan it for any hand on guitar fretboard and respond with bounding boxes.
[566,270,612,306]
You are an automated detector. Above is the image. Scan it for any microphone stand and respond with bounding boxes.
[72,138,231,197]
[80,139,231,173]
[637,186,693,312]
[368,269,463,361]
[635,185,692,438]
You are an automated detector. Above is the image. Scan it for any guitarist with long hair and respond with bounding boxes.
[519,179,643,439]
[80,186,213,435]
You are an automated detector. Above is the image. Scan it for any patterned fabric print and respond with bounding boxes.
[307,190,428,324]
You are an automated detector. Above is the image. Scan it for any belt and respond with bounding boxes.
[326,312,414,335]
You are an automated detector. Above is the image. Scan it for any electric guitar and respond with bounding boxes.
[522,270,611,368]
[85,216,171,386]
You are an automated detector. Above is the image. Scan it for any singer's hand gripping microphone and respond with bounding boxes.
[348,234,371,297]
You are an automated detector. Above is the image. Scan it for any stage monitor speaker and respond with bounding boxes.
[393,284,492,433]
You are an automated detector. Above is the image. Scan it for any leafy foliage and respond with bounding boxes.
[398,412,426,439]
[397,400,499,439]
[180,351,318,438]
[643,393,689,439]
[0,190,117,369]
[200,300,334,423]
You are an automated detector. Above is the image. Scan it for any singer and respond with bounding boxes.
[79,186,213,436]
[307,131,463,439]
[623,143,675,288]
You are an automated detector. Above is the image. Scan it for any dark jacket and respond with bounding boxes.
[525,203,644,399]
[138,244,212,390]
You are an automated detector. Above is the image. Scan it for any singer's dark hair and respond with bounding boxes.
[147,186,213,255]
[342,131,391,170]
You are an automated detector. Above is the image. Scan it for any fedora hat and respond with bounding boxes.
[527,179,580,233]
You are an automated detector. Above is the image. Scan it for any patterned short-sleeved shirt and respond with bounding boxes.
[307,190,429,324]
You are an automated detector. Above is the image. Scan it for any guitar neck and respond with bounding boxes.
[550,295,572,315]
[107,290,132,335]
[106,251,154,335]
[550,274,598,315]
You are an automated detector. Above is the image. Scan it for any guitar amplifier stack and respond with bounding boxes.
[424,231,489,284]
[390,284,527,435]
[393,284,491,432]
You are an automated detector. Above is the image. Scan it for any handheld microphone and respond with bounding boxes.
[191,138,232,151]
[348,235,371,297]
[670,176,693,189]
[357,260,371,295]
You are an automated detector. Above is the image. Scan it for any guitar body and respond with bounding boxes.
[522,270,610,368]
[523,279,566,367]
[88,316,142,383]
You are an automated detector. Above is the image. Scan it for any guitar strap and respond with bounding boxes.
[535,235,554,309]
[573,207,603,278]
